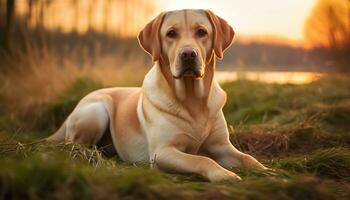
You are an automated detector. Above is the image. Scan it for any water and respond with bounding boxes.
[215,71,323,84]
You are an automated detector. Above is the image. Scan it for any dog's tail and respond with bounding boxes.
[46,120,66,142]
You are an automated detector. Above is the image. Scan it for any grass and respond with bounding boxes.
[0,76,350,199]
[272,147,350,180]
[1,142,349,199]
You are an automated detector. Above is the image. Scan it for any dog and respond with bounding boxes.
[47,9,266,182]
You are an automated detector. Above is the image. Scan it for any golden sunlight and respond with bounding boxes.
[157,0,317,41]
[16,0,317,42]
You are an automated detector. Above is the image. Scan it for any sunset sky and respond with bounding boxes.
[16,0,317,42]
[157,0,316,41]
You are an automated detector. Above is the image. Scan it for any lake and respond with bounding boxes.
[215,71,323,84]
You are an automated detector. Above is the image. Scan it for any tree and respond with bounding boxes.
[0,0,15,50]
[304,0,350,71]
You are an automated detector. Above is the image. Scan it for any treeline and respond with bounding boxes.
[1,0,348,73]
[0,17,331,72]
[0,0,157,53]
[5,0,156,36]
[3,23,329,72]
[0,0,157,72]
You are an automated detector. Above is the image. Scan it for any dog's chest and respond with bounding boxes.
[180,116,212,154]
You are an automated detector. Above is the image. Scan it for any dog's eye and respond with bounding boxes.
[196,29,208,37]
[166,30,177,39]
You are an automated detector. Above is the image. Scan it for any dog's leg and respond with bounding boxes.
[206,142,267,170]
[153,147,242,182]
[65,102,109,145]
[204,112,267,170]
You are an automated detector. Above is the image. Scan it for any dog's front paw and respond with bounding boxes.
[255,162,268,170]
[241,154,267,170]
[207,168,242,182]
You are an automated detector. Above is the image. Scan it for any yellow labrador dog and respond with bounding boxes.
[47,9,266,182]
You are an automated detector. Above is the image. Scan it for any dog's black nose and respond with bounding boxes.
[180,47,197,61]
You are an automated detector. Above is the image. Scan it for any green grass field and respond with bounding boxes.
[1,76,350,200]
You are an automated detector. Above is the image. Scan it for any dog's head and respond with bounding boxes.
[138,9,234,80]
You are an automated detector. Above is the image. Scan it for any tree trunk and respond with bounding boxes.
[6,0,14,46]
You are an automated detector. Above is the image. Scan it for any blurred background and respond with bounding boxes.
[1,2,350,198]
[0,0,349,132]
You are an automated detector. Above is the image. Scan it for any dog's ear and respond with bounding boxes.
[138,12,166,62]
[205,10,235,60]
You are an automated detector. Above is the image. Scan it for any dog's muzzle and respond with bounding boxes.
[173,47,203,79]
